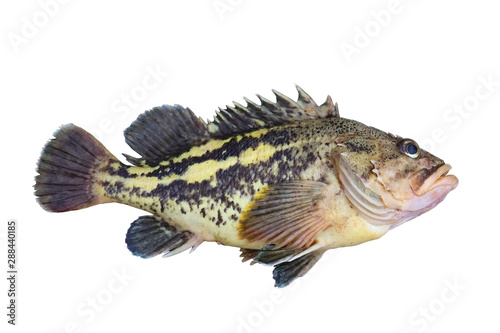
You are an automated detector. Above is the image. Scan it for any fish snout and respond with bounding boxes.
[409,164,458,197]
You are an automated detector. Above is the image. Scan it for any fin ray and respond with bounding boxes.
[126,215,203,258]
[273,250,325,288]
[35,124,114,212]
[238,181,332,249]
[252,245,304,266]
[124,105,210,165]
[209,86,338,137]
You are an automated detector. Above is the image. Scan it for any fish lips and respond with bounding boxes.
[409,164,459,197]
[386,164,458,229]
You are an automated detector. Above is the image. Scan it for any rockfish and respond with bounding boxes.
[34,86,458,287]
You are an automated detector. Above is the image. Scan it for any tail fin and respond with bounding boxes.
[35,124,115,212]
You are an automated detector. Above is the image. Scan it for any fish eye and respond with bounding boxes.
[398,139,420,159]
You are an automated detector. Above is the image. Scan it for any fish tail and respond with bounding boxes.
[35,124,116,212]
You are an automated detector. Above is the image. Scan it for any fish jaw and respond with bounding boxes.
[386,164,458,227]
[405,164,458,211]
[409,164,458,197]
[382,164,457,223]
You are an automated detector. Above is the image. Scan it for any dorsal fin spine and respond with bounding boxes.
[319,96,338,118]
[272,89,300,110]
[256,94,275,111]
[243,97,261,111]
[124,86,339,164]
[225,105,249,130]
[295,84,317,106]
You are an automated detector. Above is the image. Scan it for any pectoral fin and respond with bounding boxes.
[238,181,332,248]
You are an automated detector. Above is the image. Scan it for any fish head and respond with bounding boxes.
[332,131,458,229]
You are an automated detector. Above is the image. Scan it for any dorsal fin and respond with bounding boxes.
[124,86,339,165]
[124,104,210,165]
[207,85,339,136]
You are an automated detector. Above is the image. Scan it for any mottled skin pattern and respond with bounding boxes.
[95,116,392,250]
[34,86,458,287]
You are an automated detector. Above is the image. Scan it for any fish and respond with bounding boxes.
[34,86,459,287]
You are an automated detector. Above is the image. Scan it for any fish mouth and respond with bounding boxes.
[388,165,458,229]
[409,164,459,197]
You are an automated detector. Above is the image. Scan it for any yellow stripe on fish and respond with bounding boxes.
[34,86,458,287]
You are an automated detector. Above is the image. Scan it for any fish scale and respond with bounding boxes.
[97,120,340,247]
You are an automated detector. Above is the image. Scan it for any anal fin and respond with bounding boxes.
[125,215,202,258]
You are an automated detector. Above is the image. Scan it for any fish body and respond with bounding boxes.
[97,117,388,250]
[35,86,458,287]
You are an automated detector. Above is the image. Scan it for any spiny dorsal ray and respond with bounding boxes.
[124,85,339,165]
[207,85,339,136]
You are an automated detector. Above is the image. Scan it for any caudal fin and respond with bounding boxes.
[35,124,115,212]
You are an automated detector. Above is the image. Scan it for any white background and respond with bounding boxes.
[1,1,499,332]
